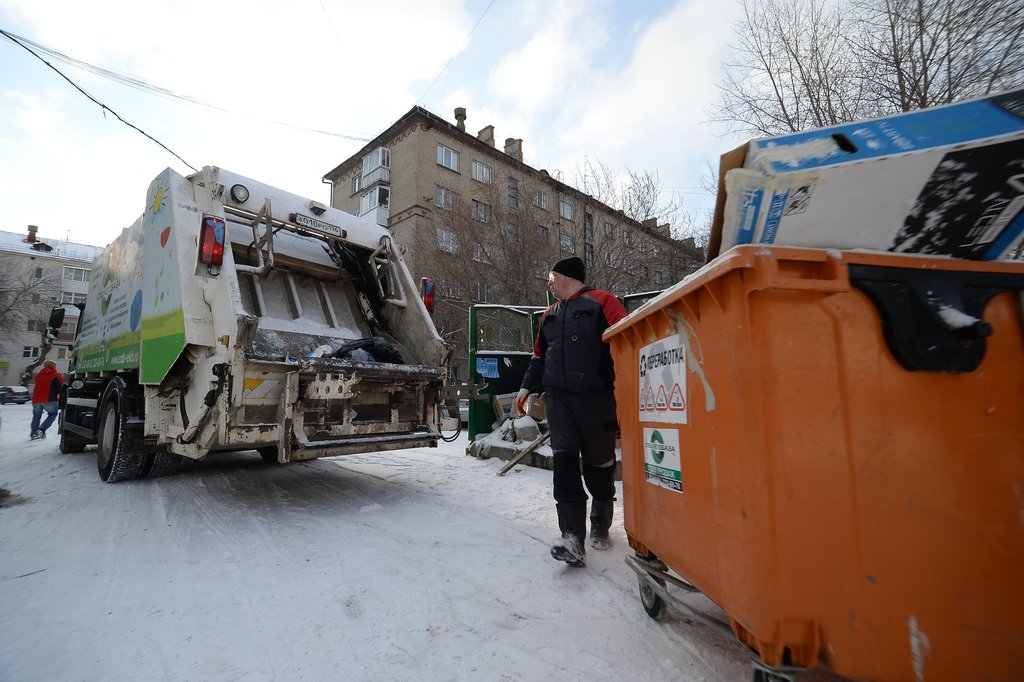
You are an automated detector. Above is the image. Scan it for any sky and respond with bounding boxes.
[0,0,745,249]
[0,404,757,681]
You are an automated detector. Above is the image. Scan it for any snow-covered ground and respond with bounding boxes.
[0,403,756,681]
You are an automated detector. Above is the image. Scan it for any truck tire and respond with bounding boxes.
[97,398,146,483]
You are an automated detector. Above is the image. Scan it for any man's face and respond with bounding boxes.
[548,271,574,301]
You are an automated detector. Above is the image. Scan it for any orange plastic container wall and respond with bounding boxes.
[603,245,1024,681]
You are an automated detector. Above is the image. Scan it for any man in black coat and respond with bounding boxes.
[515,256,628,567]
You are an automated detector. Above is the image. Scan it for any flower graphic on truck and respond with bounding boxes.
[150,183,168,220]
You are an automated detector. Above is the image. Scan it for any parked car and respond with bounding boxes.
[0,385,30,404]
[459,398,469,424]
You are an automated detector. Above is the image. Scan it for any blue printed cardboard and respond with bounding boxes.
[712,89,1024,261]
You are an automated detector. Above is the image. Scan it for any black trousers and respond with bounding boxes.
[545,389,617,505]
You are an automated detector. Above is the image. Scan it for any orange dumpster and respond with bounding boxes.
[604,245,1024,681]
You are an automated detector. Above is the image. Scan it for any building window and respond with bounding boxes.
[359,186,390,215]
[23,346,39,358]
[59,321,77,336]
[435,186,457,209]
[623,230,633,246]
[535,261,549,279]
[558,199,574,221]
[351,174,362,194]
[506,216,519,241]
[655,270,663,285]
[638,265,649,279]
[560,233,575,254]
[32,293,40,303]
[538,225,549,238]
[35,267,44,279]
[603,221,614,238]
[507,177,519,207]
[584,213,593,239]
[471,280,490,301]
[604,251,616,267]
[438,273,459,298]
[57,347,69,360]
[63,266,89,282]
[61,291,87,305]
[473,244,489,263]
[437,228,458,254]
[361,147,390,176]
[471,199,491,223]
[534,191,549,210]
[437,144,460,171]
[471,160,492,183]
[585,243,594,268]
[27,320,43,331]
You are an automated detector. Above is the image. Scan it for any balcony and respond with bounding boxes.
[360,205,390,227]
[361,166,390,188]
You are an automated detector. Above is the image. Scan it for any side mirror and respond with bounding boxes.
[47,306,66,335]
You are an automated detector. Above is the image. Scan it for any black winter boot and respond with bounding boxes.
[589,498,614,550]
[551,501,587,567]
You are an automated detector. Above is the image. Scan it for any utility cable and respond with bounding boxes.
[0,28,372,143]
[0,27,198,172]
[417,0,497,104]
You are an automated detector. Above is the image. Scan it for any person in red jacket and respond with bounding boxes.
[515,256,628,567]
[30,360,63,440]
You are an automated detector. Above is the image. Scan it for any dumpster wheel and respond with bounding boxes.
[638,573,666,619]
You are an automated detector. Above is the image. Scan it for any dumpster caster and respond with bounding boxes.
[751,670,789,682]
[751,657,799,682]
[639,574,666,619]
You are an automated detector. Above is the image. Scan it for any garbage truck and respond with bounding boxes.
[53,165,454,482]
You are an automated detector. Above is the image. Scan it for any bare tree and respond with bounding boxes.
[0,255,62,384]
[712,0,1024,138]
[853,0,1024,112]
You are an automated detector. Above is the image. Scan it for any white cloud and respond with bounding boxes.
[0,0,744,245]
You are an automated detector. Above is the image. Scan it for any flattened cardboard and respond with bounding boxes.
[707,89,1024,262]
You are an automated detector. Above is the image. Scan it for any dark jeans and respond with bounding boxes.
[31,401,59,436]
[544,389,617,504]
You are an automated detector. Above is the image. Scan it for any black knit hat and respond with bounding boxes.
[551,256,585,283]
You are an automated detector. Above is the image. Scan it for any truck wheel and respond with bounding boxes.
[639,574,666,620]
[97,399,146,483]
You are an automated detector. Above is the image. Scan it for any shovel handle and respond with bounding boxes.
[496,431,551,477]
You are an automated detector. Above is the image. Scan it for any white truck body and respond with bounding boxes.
[61,166,454,481]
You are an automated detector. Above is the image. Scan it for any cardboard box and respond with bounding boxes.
[708,89,1024,261]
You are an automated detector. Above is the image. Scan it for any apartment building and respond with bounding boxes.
[323,106,703,379]
[0,226,102,386]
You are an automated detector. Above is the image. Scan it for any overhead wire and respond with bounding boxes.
[0,28,372,143]
[0,27,199,172]
[417,0,497,104]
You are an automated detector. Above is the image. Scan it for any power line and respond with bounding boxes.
[418,0,497,104]
[0,27,198,172]
[0,29,372,143]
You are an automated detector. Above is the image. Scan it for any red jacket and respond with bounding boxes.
[32,366,63,404]
[521,287,628,393]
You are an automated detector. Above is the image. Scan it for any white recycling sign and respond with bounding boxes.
[639,334,687,424]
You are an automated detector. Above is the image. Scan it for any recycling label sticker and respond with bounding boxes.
[643,428,682,492]
[639,334,687,424]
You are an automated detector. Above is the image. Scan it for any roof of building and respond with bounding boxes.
[0,229,104,264]
[322,105,698,254]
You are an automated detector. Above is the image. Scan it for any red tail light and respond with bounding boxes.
[199,215,225,267]
[421,277,435,315]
